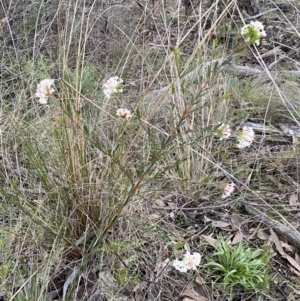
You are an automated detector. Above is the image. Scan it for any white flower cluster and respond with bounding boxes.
[103,76,123,99]
[35,79,55,104]
[172,251,201,273]
[241,21,267,46]
[215,124,255,149]
[102,76,133,120]
[215,123,232,141]
[116,108,132,119]
[236,126,255,149]
[214,125,255,198]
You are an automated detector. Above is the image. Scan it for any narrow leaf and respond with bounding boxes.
[83,124,90,137]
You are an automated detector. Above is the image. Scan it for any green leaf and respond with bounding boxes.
[213,38,219,46]
[95,140,102,150]
[200,176,210,184]
[171,83,175,95]
[181,82,185,95]
[144,163,152,172]
[156,233,169,239]
[107,148,113,157]
[200,125,213,133]
[234,46,246,53]
[222,57,232,65]
[136,109,141,121]
[83,124,90,137]
[213,60,219,72]
[66,103,72,117]
[167,241,185,249]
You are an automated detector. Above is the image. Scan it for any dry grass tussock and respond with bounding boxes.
[1,0,300,300]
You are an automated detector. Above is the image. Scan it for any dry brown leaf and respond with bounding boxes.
[247,228,258,240]
[269,229,285,256]
[290,267,300,277]
[231,232,244,245]
[157,194,173,204]
[230,214,248,233]
[181,287,208,301]
[194,283,209,299]
[201,235,217,248]
[262,242,271,252]
[199,195,210,201]
[203,215,213,222]
[211,221,231,228]
[133,281,148,301]
[248,228,255,234]
[270,229,300,274]
[285,254,300,274]
[0,17,8,36]
[257,229,269,241]
[154,199,166,207]
[148,214,161,220]
[289,193,299,207]
[244,171,253,186]
[281,242,293,252]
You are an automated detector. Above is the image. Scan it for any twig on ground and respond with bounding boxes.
[243,121,283,134]
[260,46,282,59]
[268,41,300,70]
[154,198,300,250]
[245,8,279,20]
[230,65,264,75]
[240,199,300,248]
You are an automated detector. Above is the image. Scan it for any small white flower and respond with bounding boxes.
[251,21,267,38]
[35,79,55,104]
[221,182,236,199]
[241,21,266,46]
[116,108,132,119]
[236,126,255,148]
[172,251,201,272]
[183,252,202,270]
[173,258,188,273]
[215,124,232,141]
[103,76,123,98]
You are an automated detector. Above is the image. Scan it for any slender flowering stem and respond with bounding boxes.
[51,79,134,188]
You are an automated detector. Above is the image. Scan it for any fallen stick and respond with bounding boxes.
[154,197,300,248]
[241,199,300,249]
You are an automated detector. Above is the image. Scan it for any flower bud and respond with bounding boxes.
[169,44,176,51]
[210,32,217,40]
